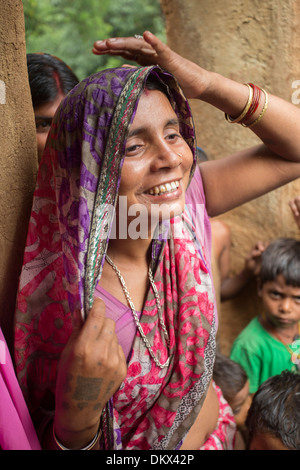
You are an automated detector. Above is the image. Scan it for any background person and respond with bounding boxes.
[27,53,79,160]
[246,371,300,450]
[230,238,300,394]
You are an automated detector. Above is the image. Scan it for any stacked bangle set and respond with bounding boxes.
[225,83,269,128]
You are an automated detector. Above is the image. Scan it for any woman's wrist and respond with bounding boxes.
[200,72,251,117]
[52,421,102,450]
[53,418,101,450]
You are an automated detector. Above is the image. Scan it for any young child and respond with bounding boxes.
[246,370,300,450]
[230,238,300,394]
[213,352,252,449]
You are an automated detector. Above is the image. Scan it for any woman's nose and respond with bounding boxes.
[150,144,182,171]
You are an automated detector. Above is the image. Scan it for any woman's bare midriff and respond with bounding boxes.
[180,380,219,450]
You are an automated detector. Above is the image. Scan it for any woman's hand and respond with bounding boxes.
[54,298,127,449]
[92,31,209,99]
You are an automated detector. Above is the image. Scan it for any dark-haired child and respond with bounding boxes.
[230,238,300,394]
[213,352,252,449]
[246,371,300,450]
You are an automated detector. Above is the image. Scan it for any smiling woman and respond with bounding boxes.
[15,65,221,450]
[14,32,300,451]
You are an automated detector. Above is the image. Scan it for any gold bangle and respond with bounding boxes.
[243,88,268,128]
[225,84,253,124]
[53,423,101,450]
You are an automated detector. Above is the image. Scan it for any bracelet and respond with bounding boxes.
[240,83,261,125]
[53,423,101,450]
[243,88,269,128]
[225,83,269,128]
[225,84,253,123]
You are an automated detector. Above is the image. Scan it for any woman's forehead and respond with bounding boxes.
[130,89,178,127]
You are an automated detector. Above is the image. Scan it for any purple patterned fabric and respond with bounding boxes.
[15,66,216,450]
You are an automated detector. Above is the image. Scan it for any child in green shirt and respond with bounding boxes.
[230,238,300,394]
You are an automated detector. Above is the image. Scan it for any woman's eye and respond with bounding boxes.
[35,118,52,133]
[125,144,141,155]
[166,132,181,141]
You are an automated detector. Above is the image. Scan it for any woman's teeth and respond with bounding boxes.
[148,180,179,196]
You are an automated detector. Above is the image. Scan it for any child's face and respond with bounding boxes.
[258,274,300,330]
[230,379,252,429]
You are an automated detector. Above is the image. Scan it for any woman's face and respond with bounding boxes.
[34,93,65,161]
[118,89,193,235]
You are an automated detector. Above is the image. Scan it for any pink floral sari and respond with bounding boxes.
[15,66,216,449]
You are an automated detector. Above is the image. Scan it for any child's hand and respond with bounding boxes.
[289,196,300,231]
[243,241,267,278]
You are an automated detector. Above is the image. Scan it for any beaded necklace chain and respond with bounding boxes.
[105,254,170,369]
[272,321,300,371]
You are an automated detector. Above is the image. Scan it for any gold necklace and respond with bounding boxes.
[105,254,170,369]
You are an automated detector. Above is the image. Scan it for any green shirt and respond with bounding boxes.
[230,316,299,393]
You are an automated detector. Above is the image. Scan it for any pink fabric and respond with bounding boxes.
[200,383,236,450]
[185,165,212,268]
[186,165,218,328]
[94,285,141,361]
[110,216,215,450]
[0,329,40,450]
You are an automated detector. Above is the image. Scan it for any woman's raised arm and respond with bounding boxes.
[93,31,300,216]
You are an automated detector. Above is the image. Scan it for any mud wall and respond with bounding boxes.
[0,0,37,353]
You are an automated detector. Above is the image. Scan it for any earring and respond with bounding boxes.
[177,153,183,158]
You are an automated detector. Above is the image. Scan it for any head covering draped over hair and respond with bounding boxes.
[15,66,216,450]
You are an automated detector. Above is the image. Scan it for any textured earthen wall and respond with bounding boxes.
[0,1,37,353]
[161,0,300,353]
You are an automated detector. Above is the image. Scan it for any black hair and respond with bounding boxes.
[27,53,79,109]
[259,237,300,287]
[145,72,171,99]
[213,352,248,403]
[246,371,300,450]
